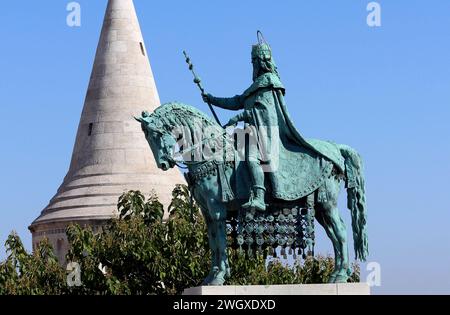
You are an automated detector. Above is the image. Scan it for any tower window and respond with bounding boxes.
[140,42,146,56]
[88,123,93,136]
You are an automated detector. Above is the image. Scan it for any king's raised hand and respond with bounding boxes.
[202,93,213,104]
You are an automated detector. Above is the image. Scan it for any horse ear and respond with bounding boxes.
[134,116,143,123]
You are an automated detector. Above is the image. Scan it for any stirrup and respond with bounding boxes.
[242,199,266,212]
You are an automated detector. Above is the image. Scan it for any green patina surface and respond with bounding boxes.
[137,32,368,286]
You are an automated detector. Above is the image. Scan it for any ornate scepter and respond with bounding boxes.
[183,50,222,126]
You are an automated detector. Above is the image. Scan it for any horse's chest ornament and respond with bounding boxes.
[187,160,234,186]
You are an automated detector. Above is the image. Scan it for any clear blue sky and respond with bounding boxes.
[1,0,449,294]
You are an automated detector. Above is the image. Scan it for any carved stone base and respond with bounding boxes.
[183,283,370,295]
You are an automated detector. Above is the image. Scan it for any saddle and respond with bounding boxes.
[231,141,336,202]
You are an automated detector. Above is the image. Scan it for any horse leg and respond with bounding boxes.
[317,177,351,283]
[314,205,342,283]
[216,218,230,281]
[207,201,229,286]
[319,204,351,283]
[195,167,232,286]
[201,211,219,285]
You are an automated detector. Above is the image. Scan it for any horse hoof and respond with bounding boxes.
[208,278,225,286]
[202,267,219,285]
[202,278,212,285]
[327,275,337,283]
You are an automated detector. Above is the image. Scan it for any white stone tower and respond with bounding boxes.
[29,0,184,262]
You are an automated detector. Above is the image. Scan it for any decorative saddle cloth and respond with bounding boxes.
[233,139,343,202]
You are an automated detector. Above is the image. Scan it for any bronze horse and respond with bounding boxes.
[137,102,368,285]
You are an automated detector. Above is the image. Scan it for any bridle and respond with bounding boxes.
[149,126,228,170]
[143,116,232,170]
[165,133,229,169]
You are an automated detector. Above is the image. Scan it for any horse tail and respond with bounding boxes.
[339,144,368,261]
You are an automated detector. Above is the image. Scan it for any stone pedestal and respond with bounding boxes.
[183,283,370,295]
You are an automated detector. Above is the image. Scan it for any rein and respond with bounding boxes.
[166,132,229,169]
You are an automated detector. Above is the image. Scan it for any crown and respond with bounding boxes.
[252,31,272,60]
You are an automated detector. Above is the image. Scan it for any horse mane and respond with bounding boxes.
[152,102,223,135]
[150,102,235,162]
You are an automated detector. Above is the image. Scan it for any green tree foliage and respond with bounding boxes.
[0,233,66,295]
[65,187,210,295]
[0,185,359,295]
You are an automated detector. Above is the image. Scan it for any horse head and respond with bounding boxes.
[135,111,177,171]
[137,102,232,171]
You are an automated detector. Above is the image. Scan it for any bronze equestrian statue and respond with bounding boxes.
[136,33,368,285]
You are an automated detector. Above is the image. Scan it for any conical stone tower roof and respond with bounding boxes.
[30,0,184,260]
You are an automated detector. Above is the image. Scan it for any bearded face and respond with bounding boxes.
[252,55,280,81]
